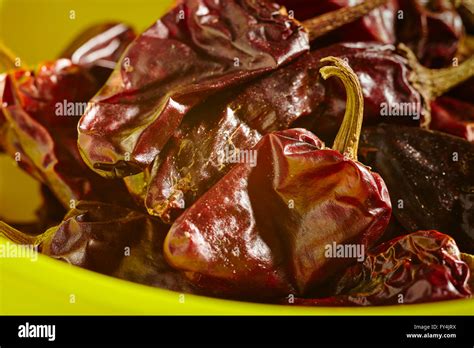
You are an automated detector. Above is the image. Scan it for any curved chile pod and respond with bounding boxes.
[286,231,472,306]
[77,0,310,178]
[360,124,474,253]
[164,128,392,299]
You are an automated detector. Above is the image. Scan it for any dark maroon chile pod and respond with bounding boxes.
[286,231,472,306]
[360,124,474,253]
[76,0,391,179]
[279,0,398,45]
[0,201,196,293]
[0,60,134,209]
[61,22,136,85]
[163,126,391,299]
[163,58,392,299]
[143,42,474,223]
[77,0,311,179]
[396,0,465,68]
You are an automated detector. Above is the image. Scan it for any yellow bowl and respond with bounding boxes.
[0,0,472,315]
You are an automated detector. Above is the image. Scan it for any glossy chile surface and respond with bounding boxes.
[278,0,399,44]
[360,124,474,253]
[430,96,474,142]
[61,22,136,85]
[289,231,472,306]
[77,0,389,178]
[144,42,474,223]
[397,0,465,68]
[0,26,136,209]
[163,57,392,300]
[0,202,196,293]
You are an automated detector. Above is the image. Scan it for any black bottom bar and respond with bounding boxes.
[0,316,472,346]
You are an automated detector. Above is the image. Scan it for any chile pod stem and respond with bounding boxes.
[399,43,474,127]
[302,0,389,41]
[319,57,365,161]
[407,49,474,99]
[0,221,37,245]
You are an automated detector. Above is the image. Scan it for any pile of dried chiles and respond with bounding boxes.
[1,0,474,306]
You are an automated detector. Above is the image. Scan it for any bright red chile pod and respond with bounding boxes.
[163,57,392,299]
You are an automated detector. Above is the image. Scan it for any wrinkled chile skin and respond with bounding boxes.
[41,201,196,293]
[145,42,419,222]
[278,0,398,45]
[360,124,474,253]
[397,0,465,68]
[77,0,309,178]
[164,129,391,300]
[288,231,472,306]
[0,60,133,208]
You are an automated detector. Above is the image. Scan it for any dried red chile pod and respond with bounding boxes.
[77,0,309,178]
[0,202,195,293]
[430,96,474,142]
[278,0,398,45]
[0,60,133,208]
[360,124,474,253]
[145,42,474,222]
[289,231,472,306]
[61,23,136,85]
[77,0,390,178]
[163,58,392,299]
[397,0,465,68]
